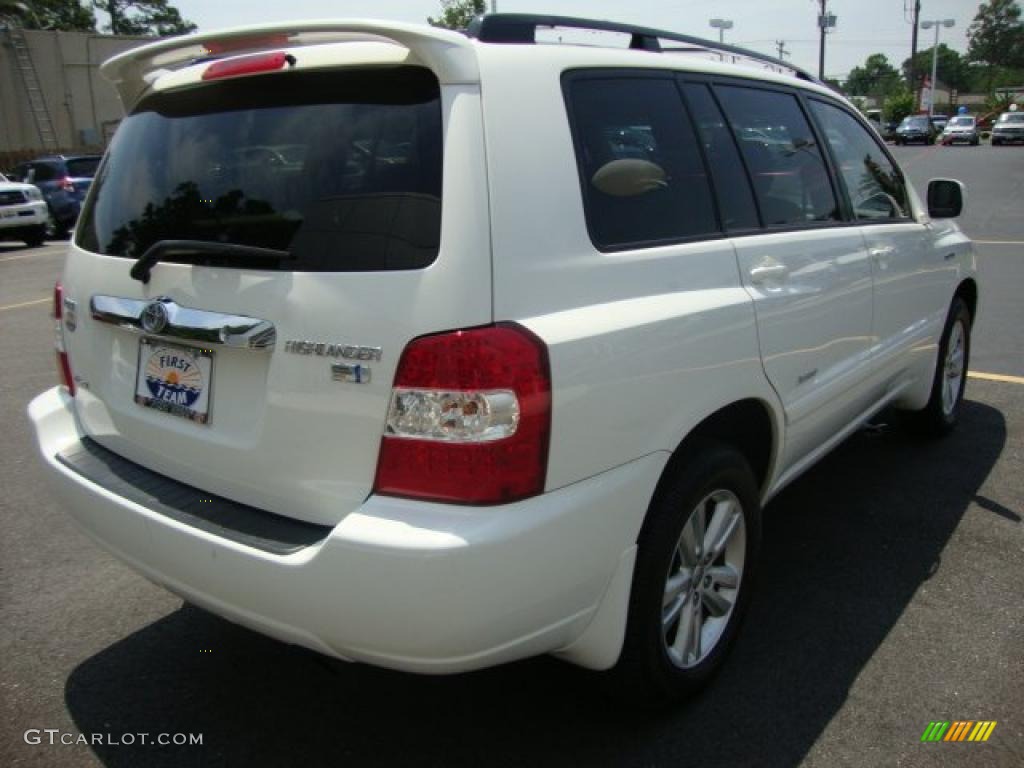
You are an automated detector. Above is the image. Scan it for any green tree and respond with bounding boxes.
[967,0,1024,91]
[902,44,971,93]
[882,90,916,124]
[845,53,902,99]
[0,0,94,30]
[93,0,195,36]
[428,0,485,31]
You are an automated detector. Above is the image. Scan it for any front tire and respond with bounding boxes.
[912,297,971,437]
[612,443,761,704]
[23,225,46,248]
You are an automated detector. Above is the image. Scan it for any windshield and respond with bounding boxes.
[948,117,974,126]
[76,67,443,272]
[901,117,928,127]
[998,112,1024,123]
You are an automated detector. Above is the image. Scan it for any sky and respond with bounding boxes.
[153,0,977,83]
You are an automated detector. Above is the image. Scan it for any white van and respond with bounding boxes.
[29,15,977,702]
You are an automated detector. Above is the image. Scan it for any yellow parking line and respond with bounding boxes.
[969,371,1024,385]
[0,297,49,312]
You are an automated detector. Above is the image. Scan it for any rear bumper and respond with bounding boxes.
[29,387,664,673]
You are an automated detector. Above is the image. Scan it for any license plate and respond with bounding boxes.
[134,339,214,424]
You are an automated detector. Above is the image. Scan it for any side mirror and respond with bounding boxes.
[927,178,965,218]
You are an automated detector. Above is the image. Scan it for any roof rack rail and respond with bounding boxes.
[465,14,820,85]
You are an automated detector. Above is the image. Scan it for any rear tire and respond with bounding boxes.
[611,443,761,705]
[911,297,971,438]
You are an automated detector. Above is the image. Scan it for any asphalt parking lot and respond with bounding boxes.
[1,143,1021,768]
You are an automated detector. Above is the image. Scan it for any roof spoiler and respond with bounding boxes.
[100,19,479,109]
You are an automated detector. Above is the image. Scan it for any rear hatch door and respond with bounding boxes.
[62,62,491,526]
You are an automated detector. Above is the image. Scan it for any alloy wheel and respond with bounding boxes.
[662,489,746,669]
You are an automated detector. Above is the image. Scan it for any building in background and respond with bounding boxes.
[1,26,148,164]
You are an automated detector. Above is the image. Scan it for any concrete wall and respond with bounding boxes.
[0,28,150,153]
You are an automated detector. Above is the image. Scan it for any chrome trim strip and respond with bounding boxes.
[90,295,276,352]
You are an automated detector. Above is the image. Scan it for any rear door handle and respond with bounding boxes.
[749,264,790,283]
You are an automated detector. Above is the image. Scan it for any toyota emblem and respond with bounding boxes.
[141,300,170,334]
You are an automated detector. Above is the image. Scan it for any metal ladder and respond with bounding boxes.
[5,26,60,151]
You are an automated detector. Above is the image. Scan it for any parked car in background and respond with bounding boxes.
[895,115,937,145]
[881,120,899,142]
[0,172,48,247]
[941,115,980,146]
[929,114,949,133]
[10,155,101,238]
[991,110,1024,145]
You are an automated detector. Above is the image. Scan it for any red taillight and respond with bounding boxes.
[373,323,551,505]
[57,176,74,192]
[53,281,75,396]
[202,51,292,81]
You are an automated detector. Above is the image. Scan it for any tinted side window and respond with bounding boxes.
[680,83,760,231]
[809,100,909,220]
[568,77,717,249]
[30,163,59,182]
[715,86,839,227]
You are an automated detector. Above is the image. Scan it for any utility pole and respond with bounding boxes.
[909,0,922,108]
[816,1,836,80]
[776,40,789,60]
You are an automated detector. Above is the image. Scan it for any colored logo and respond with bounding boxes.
[144,348,203,408]
[921,721,997,742]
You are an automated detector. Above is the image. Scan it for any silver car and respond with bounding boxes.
[940,116,980,146]
[991,110,1024,145]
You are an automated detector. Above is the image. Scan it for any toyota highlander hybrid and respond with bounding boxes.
[28,15,977,702]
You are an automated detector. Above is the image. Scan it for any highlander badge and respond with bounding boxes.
[284,340,382,361]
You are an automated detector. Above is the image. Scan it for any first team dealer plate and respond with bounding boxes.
[134,338,214,424]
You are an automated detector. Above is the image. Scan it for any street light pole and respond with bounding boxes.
[709,18,733,45]
[708,18,733,61]
[920,19,956,117]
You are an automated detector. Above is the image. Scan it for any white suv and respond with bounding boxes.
[28,15,977,701]
[0,172,48,247]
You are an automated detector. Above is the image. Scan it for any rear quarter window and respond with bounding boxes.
[76,67,443,272]
[564,74,718,250]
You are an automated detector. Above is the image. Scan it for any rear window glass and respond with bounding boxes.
[66,157,101,178]
[77,67,443,271]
